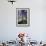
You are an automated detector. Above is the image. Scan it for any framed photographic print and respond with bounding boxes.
[16,8,30,27]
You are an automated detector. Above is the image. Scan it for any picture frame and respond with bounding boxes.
[16,8,30,27]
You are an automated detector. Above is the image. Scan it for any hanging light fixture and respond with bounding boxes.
[8,0,16,4]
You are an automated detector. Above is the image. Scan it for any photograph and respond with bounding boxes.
[0,0,46,46]
[16,8,30,27]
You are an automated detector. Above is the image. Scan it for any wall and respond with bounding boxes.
[0,0,46,41]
